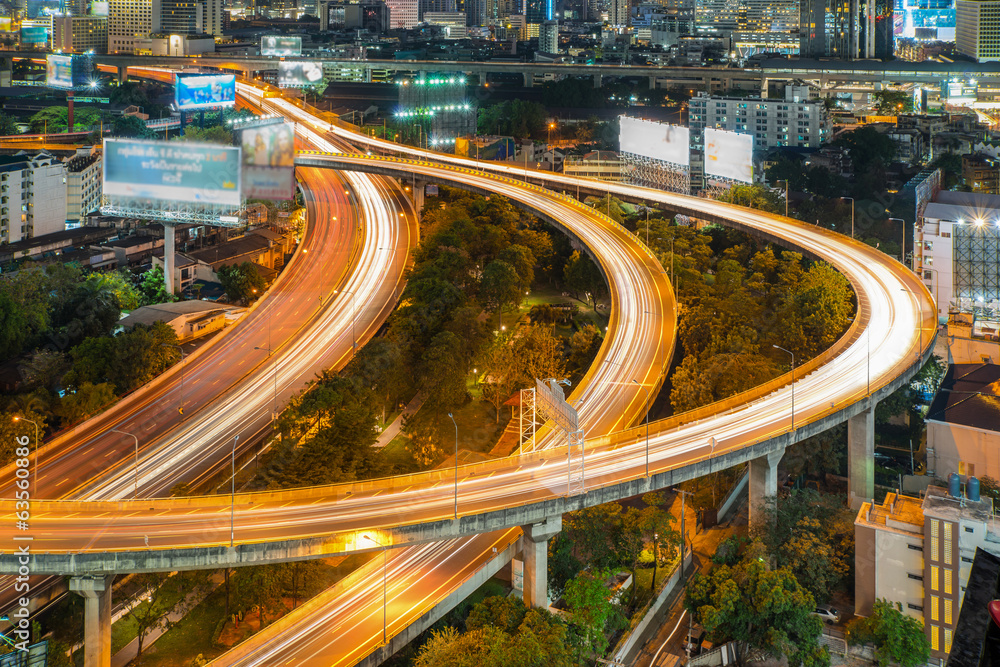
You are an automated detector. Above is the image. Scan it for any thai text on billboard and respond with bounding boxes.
[103,139,242,207]
[240,122,296,200]
[704,128,753,183]
[618,116,690,167]
[261,35,302,56]
[46,54,74,89]
[20,26,47,45]
[174,74,236,110]
[278,61,324,88]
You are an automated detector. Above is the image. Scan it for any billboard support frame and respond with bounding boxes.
[621,151,690,195]
[100,196,244,227]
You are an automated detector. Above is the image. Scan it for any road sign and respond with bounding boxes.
[536,378,578,432]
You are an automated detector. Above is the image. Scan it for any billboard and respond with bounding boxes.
[103,139,241,207]
[277,61,324,88]
[261,35,302,56]
[46,54,78,89]
[19,26,47,45]
[618,116,690,167]
[174,74,236,110]
[240,121,296,200]
[704,127,753,183]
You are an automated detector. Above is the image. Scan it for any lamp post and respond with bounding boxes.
[14,417,38,493]
[447,412,458,519]
[888,217,907,265]
[675,487,694,582]
[109,427,139,499]
[363,533,388,646]
[231,434,239,547]
[378,246,398,297]
[547,122,555,147]
[334,289,357,357]
[161,343,185,416]
[840,196,855,239]
[632,379,651,477]
[779,179,789,217]
[772,345,795,430]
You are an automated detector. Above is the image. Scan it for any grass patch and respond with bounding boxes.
[448,399,505,455]
[109,572,200,656]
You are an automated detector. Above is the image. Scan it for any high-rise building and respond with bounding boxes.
[694,0,737,36]
[896,0,956,41]
[733,0,800,53]
[799,0,855,57]
[539,18,558,51]
[608,0,629,25]
[64,150,102,228]
[108,0,161,53]
[0,153,68,244]
[861,0,894,57]
[386,0,420,27]
[156,0,221,35]
[424,10,468,35]
[50,14,109,53]
[957,0,1000,62]
[420,0,455,17]
[199,0,223,35]
[688,91,830,152]
[524,0,550,23]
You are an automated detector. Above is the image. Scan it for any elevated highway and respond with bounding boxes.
[0,151,935,578]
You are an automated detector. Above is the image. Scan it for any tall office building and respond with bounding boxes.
[158,0,222,35]
[896,0,955,41]
[539,18,558,50]
[608,0,629,26]
[108,0,161,53]
[799,0,855,56]
[861,0,894,58]
[50,15,109,52]
[957,0,1000,62]
[524,0,550,22]
[694,0,738,35]
[387,0,420,26]
[0,153,68,244]
[733,0,800,53]
[420,0,455,17]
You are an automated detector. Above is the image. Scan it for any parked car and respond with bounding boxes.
[812,606,841,624]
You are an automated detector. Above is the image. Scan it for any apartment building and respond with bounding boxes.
[688,91,830,153]
[856,483,999,660]
[563,151,624,181]
[957,0,1000,62]
[50,15,109,53]
[962,153,1000,193]
[65,151,102,228]
[0,153,67,244]
[109,0,161,53]
[912,190,1000,318]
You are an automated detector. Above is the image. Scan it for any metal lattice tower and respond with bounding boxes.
[953,222,1000,310]
[518,387,540,455]
[620,151,690,195]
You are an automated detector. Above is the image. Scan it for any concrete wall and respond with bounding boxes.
[927,419,1000,480]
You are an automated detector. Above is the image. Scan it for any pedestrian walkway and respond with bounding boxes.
[111,571,226,667]
[374,392,425,448]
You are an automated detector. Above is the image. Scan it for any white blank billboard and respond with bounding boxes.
[704,128,753,183]
[619,116,689,167]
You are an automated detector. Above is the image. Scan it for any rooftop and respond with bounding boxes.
[923,485,994,524]
[118,300,229,329]
[927,363,1000,433]
[857,491,924,535]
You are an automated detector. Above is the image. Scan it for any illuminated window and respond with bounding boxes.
[931,595,939,621]
[931,566,939,591]
[945,599,953,625]
[944,570,952,594]
[932,627,939,651]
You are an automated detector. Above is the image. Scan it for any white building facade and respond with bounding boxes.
[0,153,67,244]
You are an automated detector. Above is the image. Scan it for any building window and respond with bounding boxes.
[908,573,923,581]
[963,556,974,563]
[965,526,974,533]
[945,598,953,625]
[944,570,952,595]
[908,603,924,611]
[931,627,939,651]
[945,628,953,653]
[944,523,953,565]
[908,543,922,551]
[931,565,939,591]
[931,595,939,622]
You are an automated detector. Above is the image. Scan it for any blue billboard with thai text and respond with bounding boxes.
[174,74,236,111]
[103,139,242,207]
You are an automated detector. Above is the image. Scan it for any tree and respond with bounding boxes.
[0,409,47,468]
[111,114,156,139]
[717,184,783,213]
[685,545,828,667]
[420,330,469,414]
[0,292,29,361]
[479,259,523,315]
[563,569,623,659]
[563,251,606,311]
[178,125,234,144]
[119,572,175,662]
[217,262,267,304]
[56,382,117,425]
[231,565,283,629]
[29,107,68,134]
[478,100,547,138]
[567,324,603,377]
[64,322,180,394]
[873,90,914,114]
[18,349,70,392]
[139,266,175,305]
[846,599,930,667]
[0,112,18,136]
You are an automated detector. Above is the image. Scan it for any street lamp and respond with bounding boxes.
[363,533,388,646]
[772,345,795,431]
[447,412,458,520]
[632,379,651,477]
[13,416,38,493]
[161,343,185,416]
[888,217,907,265]
[334,289,357,357]
[109,427,139,499]
[779,179,789,218]
[547,122,555,146]
[840,196,855,239]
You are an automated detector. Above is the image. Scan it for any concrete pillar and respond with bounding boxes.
[749,449,783,525]
[523,72,532,88]
[412,179,426,214]
[164,223,176,296]
[69,575,114,667]
[116,66,128,84]
[521,515,561,608]
[649,75,657,90]
[848,407,875,510]
[593,73,602,89]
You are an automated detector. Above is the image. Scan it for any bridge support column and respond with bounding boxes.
[116,66,127,84]
[848,406,875,510]
[164,222,176,296]
[523,72,532,88]
[593,73,602,88]
[521,515,561,608]
[749,449,782,525]
[70,575,114,667]
[411,179,426,214]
